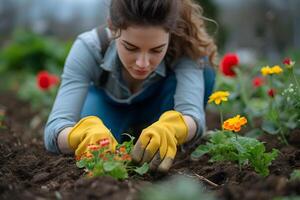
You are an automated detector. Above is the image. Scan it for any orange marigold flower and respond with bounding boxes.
[223,115,247,132]
[87,144,101,151]
[121,154,132,161]
[119,146,126,153]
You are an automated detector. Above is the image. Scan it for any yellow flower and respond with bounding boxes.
[261,65,283,76]
[261,66,272,76]
[223,115,247,132]
[208,91,230,105]
[271,65,283,74]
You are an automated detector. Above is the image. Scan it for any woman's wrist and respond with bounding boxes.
[57,127,74,154]
[182,115,197,142]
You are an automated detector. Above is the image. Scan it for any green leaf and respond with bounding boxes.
[108,165,128,180]
[191,145,210,159]
[262,120,280,135]
[103,161,119,171]
[134,163,149,175]
[76,159,87,168]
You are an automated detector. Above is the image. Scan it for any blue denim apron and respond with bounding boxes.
[80,67,215,142]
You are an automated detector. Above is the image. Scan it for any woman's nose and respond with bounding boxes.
[136,53,150,69]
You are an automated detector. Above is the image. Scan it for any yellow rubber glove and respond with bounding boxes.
[68,116,118,158]
[131,110,188,172]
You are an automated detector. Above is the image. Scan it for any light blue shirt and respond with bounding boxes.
[44,28,207,153]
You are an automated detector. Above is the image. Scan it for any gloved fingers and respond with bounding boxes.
[157,144,177,172]
[157,157,174,173]
[140,135,161,163]
[149,152,161,171]
[131,140,146,163]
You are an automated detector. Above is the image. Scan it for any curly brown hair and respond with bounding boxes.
[109,0,218,67]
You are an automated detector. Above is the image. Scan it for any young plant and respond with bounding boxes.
[191,130,278,177]
[76,134,149,180]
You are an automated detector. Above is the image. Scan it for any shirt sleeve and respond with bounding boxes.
[44,33,102,154]
[173,57,207,138]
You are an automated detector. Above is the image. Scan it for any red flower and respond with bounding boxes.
[36,71,59,91]
[97,138,110,147]
[268,89,275,98]
[283,57,292,65]
[220,53,239,77]
[252,76,264,88]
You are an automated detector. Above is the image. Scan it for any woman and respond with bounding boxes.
[44,0,217,172]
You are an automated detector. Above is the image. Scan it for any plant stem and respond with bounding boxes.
[273,99,289,145]
[236,68,254,128]
[269,76,289,145]
[219,106,224,131]
[292,68,300,90]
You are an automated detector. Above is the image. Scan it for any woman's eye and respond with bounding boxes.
[124,45,137,51]
[151,49,163,54]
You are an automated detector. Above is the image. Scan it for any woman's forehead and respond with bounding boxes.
[119,26,170,47]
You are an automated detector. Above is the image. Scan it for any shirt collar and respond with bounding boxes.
[100,41,166,77]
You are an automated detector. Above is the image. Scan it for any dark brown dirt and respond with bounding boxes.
[1,91,300,200]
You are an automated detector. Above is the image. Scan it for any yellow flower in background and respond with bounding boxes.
[271,65,283,74]
[208,91,230,105]
[261,66,272,76]
[223,115,247,132]
[261,65,283,76]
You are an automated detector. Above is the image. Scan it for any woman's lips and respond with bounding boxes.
[134,69,148,75]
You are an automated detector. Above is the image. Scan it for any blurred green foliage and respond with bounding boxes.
[139,175,216,200]
[195,0,227,50]
[0,30,71,120]
[0,29,71,74]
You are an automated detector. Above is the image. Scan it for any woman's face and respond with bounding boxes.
[115,25,170,81]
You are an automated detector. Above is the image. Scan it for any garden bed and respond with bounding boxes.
[1,92,300,200]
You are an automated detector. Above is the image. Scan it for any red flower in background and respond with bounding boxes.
[36,71,59,91]
[252,76,264,88]
[220,53,239,77]
[283,57,292,65]
[267,89,275,98]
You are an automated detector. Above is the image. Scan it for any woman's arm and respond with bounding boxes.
[173,57,207,142]
[44,30,102,154]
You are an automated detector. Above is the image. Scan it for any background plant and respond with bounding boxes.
[0,30,71,121]
[191,131,278,177]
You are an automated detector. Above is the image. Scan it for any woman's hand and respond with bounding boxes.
[68,116,118,158]
[131,111,188,172]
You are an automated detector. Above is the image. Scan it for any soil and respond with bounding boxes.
[1,91,300,200]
